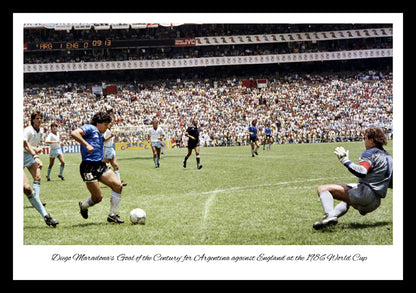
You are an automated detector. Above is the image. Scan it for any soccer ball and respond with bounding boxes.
[130,208,146,225]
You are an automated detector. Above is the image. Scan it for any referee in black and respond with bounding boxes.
[183,118,203,169]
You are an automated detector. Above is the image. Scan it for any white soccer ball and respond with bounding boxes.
[130,208,146,225]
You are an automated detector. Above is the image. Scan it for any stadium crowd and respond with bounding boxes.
[24,70,393,148]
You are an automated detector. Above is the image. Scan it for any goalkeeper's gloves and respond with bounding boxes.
[334,146,350,165]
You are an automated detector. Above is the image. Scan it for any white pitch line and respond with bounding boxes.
[199,176,350,231]
[48,176,351,204]
[203,192,217,222]
[198,176,348,197]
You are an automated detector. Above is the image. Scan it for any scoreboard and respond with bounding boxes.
[25,39,173,51]
[26,40,113,51]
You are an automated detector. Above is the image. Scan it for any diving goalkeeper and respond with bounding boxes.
[313,127,393,230]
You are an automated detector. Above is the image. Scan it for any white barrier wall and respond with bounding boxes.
[24,49,392,73]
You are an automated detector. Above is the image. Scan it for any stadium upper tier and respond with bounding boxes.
[24,24,392,72]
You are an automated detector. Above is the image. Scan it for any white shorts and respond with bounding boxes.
[347,183,381,214]
[104,146,116,160]
[50,147,63,159]
[151,141,162,148]
[23,151,35,168]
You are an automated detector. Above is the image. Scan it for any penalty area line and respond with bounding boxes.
[197,176,349,197]
[199,176,350,234]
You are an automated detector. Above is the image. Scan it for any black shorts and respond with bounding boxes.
[80,161,109,182]
[249,136,258,143]
[187,140,199,149]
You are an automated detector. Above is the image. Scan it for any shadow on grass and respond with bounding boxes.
[315,221,392,233]
[24,221,109,230]
[70,222,109,228]
[342,221,392,230]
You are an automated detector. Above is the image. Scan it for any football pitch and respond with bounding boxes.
[23,141,393,245]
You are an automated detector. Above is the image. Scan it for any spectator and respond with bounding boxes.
[23,71,393,147]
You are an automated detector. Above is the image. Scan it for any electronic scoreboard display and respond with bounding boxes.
[25,39,174,51]
[26,40,113,51]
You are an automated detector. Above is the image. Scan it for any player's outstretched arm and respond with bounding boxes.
[334,146,369,178]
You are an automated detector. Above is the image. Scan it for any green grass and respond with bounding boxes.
[23,141,393,245]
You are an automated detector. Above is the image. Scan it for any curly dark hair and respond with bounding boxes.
[91,111,112,126]
[365,126,387,149]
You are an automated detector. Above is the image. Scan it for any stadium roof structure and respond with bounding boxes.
[23,23,186,30]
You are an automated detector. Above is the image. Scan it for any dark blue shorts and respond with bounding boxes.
[80,161,109,182]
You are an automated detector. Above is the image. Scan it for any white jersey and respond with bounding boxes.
[23,125,44,153]
[103,129,114,147]
[149,127,165,142]
[45,132,61,149]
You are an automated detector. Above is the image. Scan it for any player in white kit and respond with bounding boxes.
[313,126,393,230]
[23,111,59,227]
[103,108,127,186]
[45,122,65,181]
[148,119,165,168]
